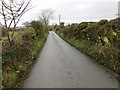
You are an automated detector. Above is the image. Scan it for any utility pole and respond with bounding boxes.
[118,1,120,31]
[118,1,120,18]
[59,14,61,25]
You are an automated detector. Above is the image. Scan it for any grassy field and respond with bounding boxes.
[2,30,32,52]
[2,31,28,42]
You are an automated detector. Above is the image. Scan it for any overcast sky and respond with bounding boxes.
[3,0,120,25]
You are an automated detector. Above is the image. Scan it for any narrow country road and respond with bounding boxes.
[22,31,118,88]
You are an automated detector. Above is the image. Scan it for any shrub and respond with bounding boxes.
[21,30,35,42]
[2,32,48,88]
[2,42,32,66]
[56,30,119,73]
[2,71,18,88]
[98,19,108,25]
[30,20,43,36]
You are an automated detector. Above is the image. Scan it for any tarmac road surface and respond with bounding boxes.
[22,31,119,88]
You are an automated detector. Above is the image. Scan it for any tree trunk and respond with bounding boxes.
[7,29,13,46]
[7,33,12,46]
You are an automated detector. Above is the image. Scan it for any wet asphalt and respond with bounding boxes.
[22,31,119,88]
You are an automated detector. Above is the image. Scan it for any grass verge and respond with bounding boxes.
[56,31,119,73]
[2,33,48,88]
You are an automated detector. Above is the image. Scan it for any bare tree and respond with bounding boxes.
[0,0,32,46]
[39,9,54,31]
